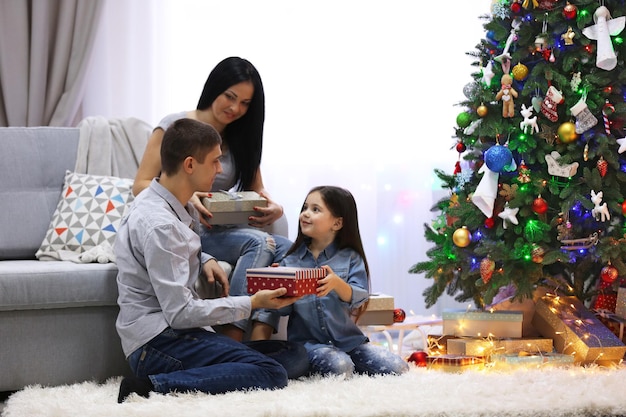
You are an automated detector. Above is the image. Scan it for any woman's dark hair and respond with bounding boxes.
[161,118,221,175]
[197,57,264,190]
[288,186,370,279]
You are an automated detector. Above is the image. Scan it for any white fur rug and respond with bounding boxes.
[3,366,626,417]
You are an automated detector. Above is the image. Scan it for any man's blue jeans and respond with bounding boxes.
[127,328,308,395]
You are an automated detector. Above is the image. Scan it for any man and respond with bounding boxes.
[115,118,306,403]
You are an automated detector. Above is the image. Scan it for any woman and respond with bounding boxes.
[133,57,291,341]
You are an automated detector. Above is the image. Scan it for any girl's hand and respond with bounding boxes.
[191,192,213,228]
[316,265,341,297]
[248,191,284,228]
[317,265,353,302]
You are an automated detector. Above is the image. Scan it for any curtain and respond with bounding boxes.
[0,0,103,127]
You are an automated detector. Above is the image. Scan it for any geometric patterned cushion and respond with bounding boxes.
[35,171,134,261]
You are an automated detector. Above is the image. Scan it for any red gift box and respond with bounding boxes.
[246,267,326,296]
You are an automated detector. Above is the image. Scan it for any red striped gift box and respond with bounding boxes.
[246,267,326,296]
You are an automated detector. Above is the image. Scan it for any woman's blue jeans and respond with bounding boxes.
[200,225,291,329]
[127,328,309,395]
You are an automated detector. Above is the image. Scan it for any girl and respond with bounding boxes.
[133,57,290,341]
[263,185,409,377]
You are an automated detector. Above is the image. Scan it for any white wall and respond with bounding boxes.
[83,0,493,317]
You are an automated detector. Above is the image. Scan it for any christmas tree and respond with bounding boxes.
[410,0,626,309]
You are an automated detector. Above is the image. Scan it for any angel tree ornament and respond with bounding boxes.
[582,5,626,71]
[561,26,576,45]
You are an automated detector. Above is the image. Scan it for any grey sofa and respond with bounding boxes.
[0,127,132,392]
[0,125,289,393]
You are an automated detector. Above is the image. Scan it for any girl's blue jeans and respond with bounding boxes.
[127,328,309,395]
[308,343,409,377]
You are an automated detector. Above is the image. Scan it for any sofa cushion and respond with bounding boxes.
[35,171,134,262]
[0,260,119,311]
[0,127,80,260]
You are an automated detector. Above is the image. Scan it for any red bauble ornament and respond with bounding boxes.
[456,142,467,153]
[563,2,577,20]
[484,217,495,229]
[393,308,406,323]
[621,200,626,215]
[601,265,619,284]
[408,351,428,367]
[532,196,548,214]
[511,1,522,14]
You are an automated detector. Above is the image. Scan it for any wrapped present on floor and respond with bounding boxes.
[616,287,626,319]
[592,279,618,312]
[426,354,484,373]
[442,310,523,338]
[356,293,394,325]
[246,267,325,296]
[532,294,626,365]
[490,352,574,369]
[595,310,626,344]
[202,190,267,225]
[447,337,554,357]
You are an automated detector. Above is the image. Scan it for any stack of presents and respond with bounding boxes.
[426,291,626,372]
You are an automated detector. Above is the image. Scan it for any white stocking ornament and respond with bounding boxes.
[571,98,598,134]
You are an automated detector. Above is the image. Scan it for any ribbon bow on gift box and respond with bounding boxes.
[220,190,244,200]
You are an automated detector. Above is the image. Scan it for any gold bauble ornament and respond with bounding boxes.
[452,226,472,247]
[557,121,578,143]
[477,104,488,118]
[512,63,529,81]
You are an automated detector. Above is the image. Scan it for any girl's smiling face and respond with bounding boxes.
[299,191,342,240]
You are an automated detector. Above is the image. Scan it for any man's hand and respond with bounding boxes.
[202,258,229,297]
[250,288,301,310]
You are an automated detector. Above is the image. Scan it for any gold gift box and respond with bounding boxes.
[357,294,394,325]
[202,191,267,225]
[447,337,554,357]
[532,295,626,365]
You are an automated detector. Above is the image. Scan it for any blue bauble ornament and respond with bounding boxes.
[484,144,513,173]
